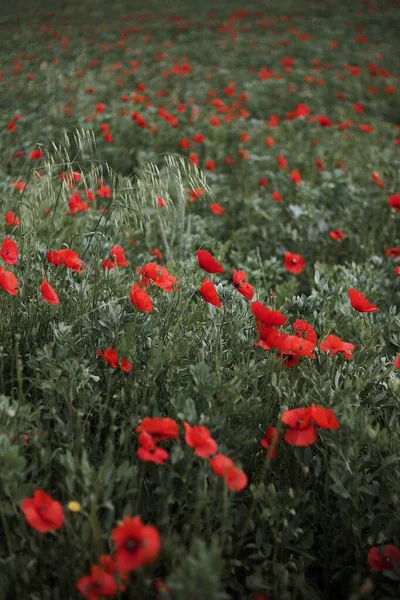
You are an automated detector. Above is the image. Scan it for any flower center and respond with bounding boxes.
[125,539,137,553]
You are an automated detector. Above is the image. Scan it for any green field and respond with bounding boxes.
[0,0,399,598]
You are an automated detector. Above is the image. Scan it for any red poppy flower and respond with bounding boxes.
[205,159,216,171]
[192,133,205,144]
[29,149,43,160]
[189,188,204,202]
[21,490,64,533]
[371,171,384,188]
[136,417,179,441]
[130,283,153,312]
[96,348,119,368]
[259,176,268,188]
[329,229,346,241]
[388,194,400,211]
[272,191,283,202]
[320,334,354,359]
[111,516,161,573]
[292,319,317,346]
[251,301,287,326]
[260,426,279,459]
[232,270,254,300]
[348,289,379,313]
[1,237,18,265]
[208,454,248,492]
[76,565,117,600]
[137,432,169,464]
[385,247,400,258]
[199,278,222,307]
[393,355,400,369]
[277,155,287,169]
[367,545,400,572]
[283,251,306,274]
[137,263,178,292]
[210,203,225,215]
[184,422,218,458]
[196,250,224,273]
[265,136,275,147]
[290,169,302,184]
[5,211,19,226]
[281,404,339,446]
[359,124,373,133]
[0,267,18,295]
[151,247,163,260]
[102,244,128,270]
[40,280,60,305]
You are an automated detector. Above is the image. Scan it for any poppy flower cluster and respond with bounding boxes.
[134,417,247,492]
[96,348,132,373]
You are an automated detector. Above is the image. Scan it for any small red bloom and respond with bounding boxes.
[196,249,224,273]
[199,278,222,307]
[40,280,60,305]
[320,334,354,359]
[329,229,346,241]
[283,251,306,275]
[260,426,279,459]
[1,237,18,265]
[348,289,379,313]
[232,270,254,300]
[5,212,19,227]
[76,565,117,600]
[210,203,224,215]
[278,155,287,169]
[272,191,283,202]
[137,432,169,464]
[367,545,400,572]
[388,194,400,211]
[21,490,64,533]
[130,283,153,312]
[184,422,218,458]
[209,454,248,492]
[29,149,43,160]
[136,417,179,441]
[111,516,161,573]
[290,169,302,184]
[251,301,287,326]
[0,267,18,295]
[392,355,400,369]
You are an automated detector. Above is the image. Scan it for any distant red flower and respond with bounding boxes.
[385,247,400,258]
[136,417,179,441]
[259,176,268,188]
[272,191,283,202]
[359,124,373,133]
[209,454,248,492]
[205,159,215,171]
[0,267,18,295]
[199,278,222,307]
[129,283,153,312]
[40,280,60,305]
[96,348,132,373]
[388,194,400,211]
[47,249,86,273]
[68,192,89,215]
[1,237,18,265]
[189,188,204,202]
[329,229,346,241]
[265,136,275,147]
[290,169,302,184]
[29,149,43,160]
[137,263,178,292]
[5,211,19,227]
[315,157,325,171]
[192,133,205,144]
[367,545,400,572]
[393,355,400,369]
[21,490,64,533]
[371,171,384,188]
[184,422,218,458]
[348,289,379,313]
[196,249,224,273]
[277,155,287,169]
[320,334,354,359]
[210,203,225,215]
[282,404,339,446]
[260,426,279,459]
[112,516,161,573]
[283,251,306,274]
[251,301,287,326]
[102,245,128,270]
[151,247,163,260]
[76,565,117,600]
[232,269,254,300]
[137,432,169,464]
